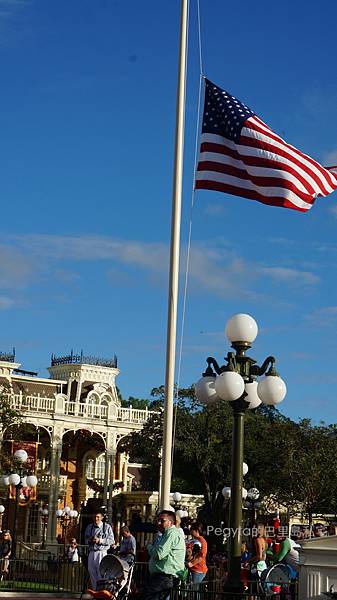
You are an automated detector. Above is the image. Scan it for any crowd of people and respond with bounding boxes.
[82,509,208,598]
[0,509,334,597]
[81,510,337,598]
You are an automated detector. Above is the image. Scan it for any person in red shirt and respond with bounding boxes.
[187,524,208,588]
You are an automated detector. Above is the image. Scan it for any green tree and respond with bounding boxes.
[0,390,24,472]
[275,420,337,525]
[0,393,23,434]
[121,383,337,532]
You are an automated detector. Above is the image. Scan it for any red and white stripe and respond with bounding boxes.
[195,115,337,212]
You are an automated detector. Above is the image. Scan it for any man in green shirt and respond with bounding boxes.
[274,536,300,579]
[144,510,186,600]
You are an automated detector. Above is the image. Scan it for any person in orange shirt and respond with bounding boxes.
[186,524,208,588]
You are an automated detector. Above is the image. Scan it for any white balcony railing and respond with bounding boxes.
[6,393,156,425]
[38,474,67,494]
[7,393,55,413]
[117,407,152,423]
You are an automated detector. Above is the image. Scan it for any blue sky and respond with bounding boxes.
[1,0,337,424]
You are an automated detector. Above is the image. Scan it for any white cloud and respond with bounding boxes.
[0,0,30,45]
[0,245,35,288]
[203,203,227,216]
[305,306,337,327]
[8,233,320,303]
[0,296,14,310]
[323,149,337,166]
[14,234,168,271]
[259,266,320,285]
[329,205,337,219]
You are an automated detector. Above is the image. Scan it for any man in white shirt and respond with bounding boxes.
[85,512,115,590]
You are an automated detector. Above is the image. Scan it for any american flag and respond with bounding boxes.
[195,79,337,212]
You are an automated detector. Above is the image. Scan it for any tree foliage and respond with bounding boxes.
[0,393,23,435]
[0,390,24,472]
[120,384,337,525]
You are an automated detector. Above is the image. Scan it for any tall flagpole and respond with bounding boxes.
[160,0,189,511]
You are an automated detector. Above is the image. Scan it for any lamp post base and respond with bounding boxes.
[223,579,247,600]
[223,575,245,598]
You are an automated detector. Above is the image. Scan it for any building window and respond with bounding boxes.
[85,457,95,480]
[87,393,100,405]
[84,454,106,481]
[96,454,106,480]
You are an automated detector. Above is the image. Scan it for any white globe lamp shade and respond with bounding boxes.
[3,476,10,486]
[73,510,78,518]
[245,381,262,410]
[242,487,248,499]
[257,375,286,405]
[215,371,245,402]
[56,509,63,517]
[9,473,20,486]
[182,510,188,518]
[168,505,175,512]
[176,509,185,519]
[69,510,75,518]
[225,314,258,344]
[172,492,182,503]
[43,508,49,516]
[242,462,248,476]
[222,486,231,499]
[247,487,260,501]
[195,376,219,404]
[21,476,27,487]
[14,449,28,463]
[26,475,38,487]
[0,505,5,514]
[64,506,71,514]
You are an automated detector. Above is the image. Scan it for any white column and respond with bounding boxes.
[74,377,82,416]
[107,450,117,522]
[123,453,129,491]
[103,447,109,509]
[118,452,123,481]
[46,424,63,544]
[105,432,117,523]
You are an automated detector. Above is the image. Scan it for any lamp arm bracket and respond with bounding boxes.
[205,357,221,375]
[205,352,238,376]
[251,356,275,376]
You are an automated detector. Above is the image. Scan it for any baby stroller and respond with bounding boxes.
[83,554,134,600]
[258,563,293,598]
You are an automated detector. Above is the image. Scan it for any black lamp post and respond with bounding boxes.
[56,507,79,551]
[3,449,38,559]
[195,313,286,594]
[39,507,49,548]
[245,488,261,531]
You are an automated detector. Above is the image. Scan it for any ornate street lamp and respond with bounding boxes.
[172,491,183,513]
[39,507,49,548]
[56,507,79,550]
[246,487,261,531]
[195,313,286,593]
[3,449,38,558]
[172,491,182,506]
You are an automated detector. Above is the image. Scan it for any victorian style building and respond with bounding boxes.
[0,350,157,544]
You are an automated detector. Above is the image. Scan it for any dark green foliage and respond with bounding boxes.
[119,385,337,525]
